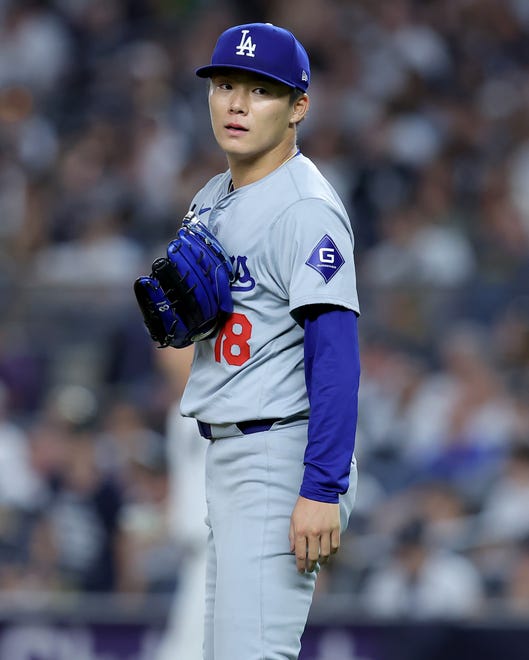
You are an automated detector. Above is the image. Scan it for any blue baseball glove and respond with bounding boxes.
[134,210,234,348]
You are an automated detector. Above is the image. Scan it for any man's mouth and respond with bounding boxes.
[225,123,248,132]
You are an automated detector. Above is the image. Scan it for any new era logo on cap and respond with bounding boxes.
[195,23,311,92]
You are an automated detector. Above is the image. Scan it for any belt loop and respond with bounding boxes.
[197,421,212,440]
[196,418,286,440]
[236,419,281,434]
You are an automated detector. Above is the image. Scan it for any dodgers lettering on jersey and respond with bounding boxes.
[180,154,359,425]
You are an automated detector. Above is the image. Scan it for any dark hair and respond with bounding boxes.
[290,88,306,105]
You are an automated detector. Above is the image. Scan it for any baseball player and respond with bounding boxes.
[136,21,361,660]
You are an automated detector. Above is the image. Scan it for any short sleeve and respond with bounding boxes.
[270,198,360,315]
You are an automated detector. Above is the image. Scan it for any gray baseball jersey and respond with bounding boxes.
[180,153,359,424]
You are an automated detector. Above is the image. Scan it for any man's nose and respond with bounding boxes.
[229,89,248,114]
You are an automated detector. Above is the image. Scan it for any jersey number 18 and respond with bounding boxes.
[214,313,252,366]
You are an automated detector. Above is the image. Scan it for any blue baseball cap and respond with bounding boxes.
[196,23,310,92]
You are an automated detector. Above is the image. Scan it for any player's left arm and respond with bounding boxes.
[289,304,360,573]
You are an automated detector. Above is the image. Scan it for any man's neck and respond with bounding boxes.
[228,144,298,190]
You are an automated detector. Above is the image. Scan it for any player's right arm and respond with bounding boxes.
[300,304,360,502]
[289,304,360,572]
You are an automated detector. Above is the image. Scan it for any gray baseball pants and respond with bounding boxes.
[202,422,357,660]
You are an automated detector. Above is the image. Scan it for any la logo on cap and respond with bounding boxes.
[235,29,256,58]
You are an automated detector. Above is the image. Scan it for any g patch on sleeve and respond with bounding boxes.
[305,234,345,283]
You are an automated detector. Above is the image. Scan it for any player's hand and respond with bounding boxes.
[289,496,341,573]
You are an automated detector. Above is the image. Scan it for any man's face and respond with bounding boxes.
[208,70,303,163]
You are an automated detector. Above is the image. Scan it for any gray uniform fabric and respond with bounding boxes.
[180,153,359,425]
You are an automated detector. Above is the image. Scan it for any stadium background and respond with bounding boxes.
[1,0,529,658]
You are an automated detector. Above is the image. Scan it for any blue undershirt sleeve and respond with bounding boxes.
[300,306,360,504]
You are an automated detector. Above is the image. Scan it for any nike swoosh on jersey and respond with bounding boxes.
[198,205,212,215]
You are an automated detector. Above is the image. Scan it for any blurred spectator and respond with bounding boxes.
[33,207,144,286]
[361,196,476,288]
[502,536,529,616]
[117,428,178,596]
[477,442,529,546]
[362,517,483,619]
[100,397,160,477]
[413,479,476,552]
[0,2,72,97]
[470,441,529,600]
[24,385,126,593]
[38,421,124,592]
[0,383,56,594]
[398,322,519,498]
[0,382,43,509]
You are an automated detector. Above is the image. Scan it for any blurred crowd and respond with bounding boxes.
[1,0,529,624]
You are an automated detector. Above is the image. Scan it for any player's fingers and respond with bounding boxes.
[289,522,295,554]
[319,534,331,564]
[295,535,308,573]
[306,536,320,573]
[330,527,340,555]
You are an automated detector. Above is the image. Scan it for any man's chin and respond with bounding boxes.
[224,147,259,163]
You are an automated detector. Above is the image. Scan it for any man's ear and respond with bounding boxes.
[290,94,310,125]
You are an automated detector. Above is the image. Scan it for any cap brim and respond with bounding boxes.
[195,64,299,90]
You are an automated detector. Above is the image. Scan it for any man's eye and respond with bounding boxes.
[254,87,268,95]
